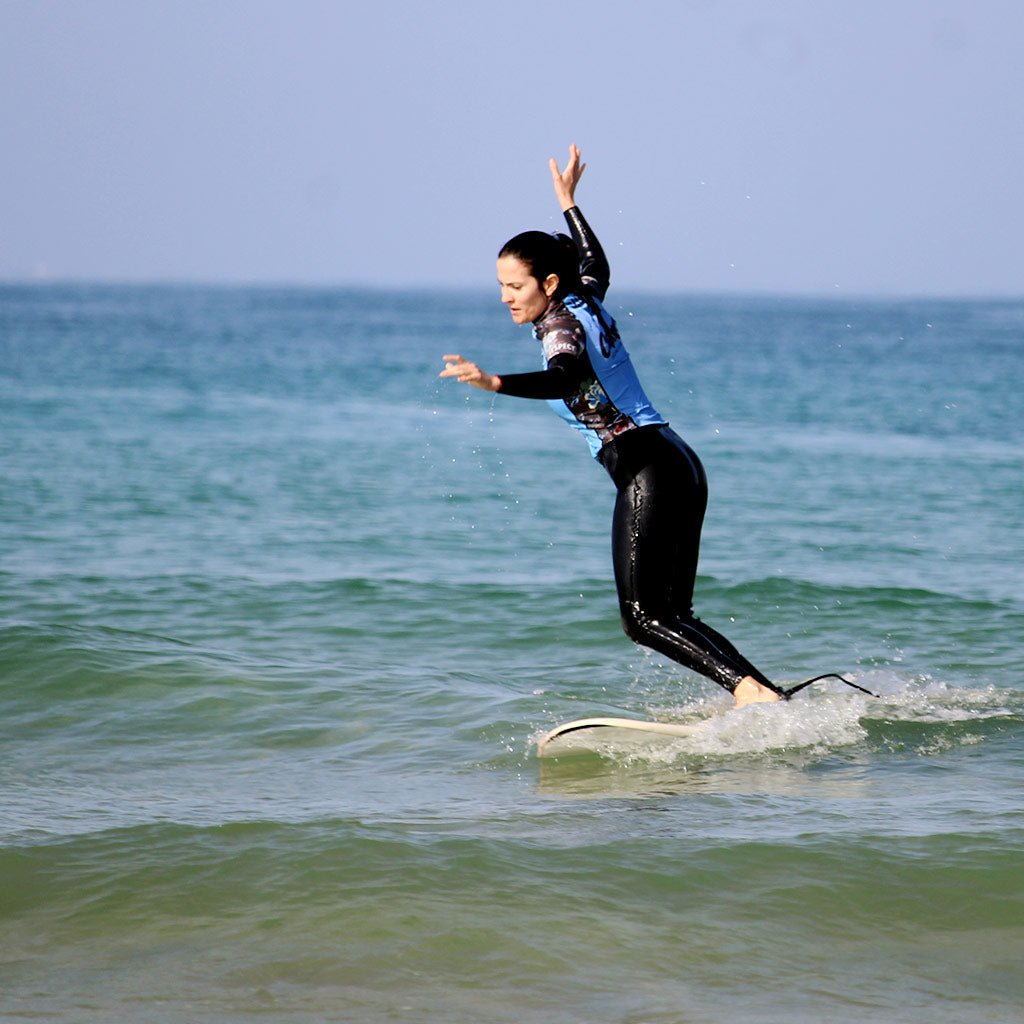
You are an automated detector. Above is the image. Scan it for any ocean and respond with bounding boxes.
[1,282,1022,1023]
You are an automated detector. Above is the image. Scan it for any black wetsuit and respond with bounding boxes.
[497,207,779,696]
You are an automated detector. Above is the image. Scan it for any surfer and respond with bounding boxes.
[441,145,783,708]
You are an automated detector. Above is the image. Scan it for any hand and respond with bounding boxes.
[439,354,501,392]
[550,143,586,212]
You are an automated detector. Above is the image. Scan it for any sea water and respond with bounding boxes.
[1,283,1022,1023]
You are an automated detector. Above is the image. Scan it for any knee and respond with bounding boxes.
[619,600,656,646]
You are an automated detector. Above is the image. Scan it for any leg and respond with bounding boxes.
[609,429,781,701]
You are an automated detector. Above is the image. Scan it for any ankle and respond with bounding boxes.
[733,677,782,707]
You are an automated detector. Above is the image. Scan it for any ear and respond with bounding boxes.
[542,273,559,299]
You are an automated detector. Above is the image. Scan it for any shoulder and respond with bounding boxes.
[535,298,585,358]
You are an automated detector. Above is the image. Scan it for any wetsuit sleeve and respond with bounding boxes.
[497,352,584,400]
[564,206,610,302]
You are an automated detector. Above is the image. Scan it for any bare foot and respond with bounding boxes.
[733,676,783,708]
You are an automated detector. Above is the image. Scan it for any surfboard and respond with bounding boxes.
[536,716,703,758]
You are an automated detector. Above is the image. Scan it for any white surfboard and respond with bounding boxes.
[536,716,703,758]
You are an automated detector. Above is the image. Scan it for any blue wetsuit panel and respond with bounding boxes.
[534,292,665,459]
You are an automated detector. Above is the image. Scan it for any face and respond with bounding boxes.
[497,255,558,325]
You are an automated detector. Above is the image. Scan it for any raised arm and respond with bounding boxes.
[550,144,611,301]
[564,206,610,302]
[549,144,586,213]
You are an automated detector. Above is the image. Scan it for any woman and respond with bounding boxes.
[441,145,783,707]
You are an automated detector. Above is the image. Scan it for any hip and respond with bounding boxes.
[599,424,706,492]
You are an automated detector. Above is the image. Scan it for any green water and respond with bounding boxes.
[2,284,1022,1022]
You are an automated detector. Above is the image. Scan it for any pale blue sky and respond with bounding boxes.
[2,0,1022,295]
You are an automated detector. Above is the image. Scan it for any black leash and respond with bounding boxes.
[782,673,879,700]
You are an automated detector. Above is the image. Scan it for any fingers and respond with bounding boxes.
[569,144,586,184]
[552,145,580,179]
[440,355,498,391]
[440,355,469,373]
[551,145,585,210]
[440,355,477,381]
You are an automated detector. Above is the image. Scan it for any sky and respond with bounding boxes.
[2,0,1022,296]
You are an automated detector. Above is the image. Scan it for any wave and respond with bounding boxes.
[4,807,1022,1011]
[5,816,1022,1023]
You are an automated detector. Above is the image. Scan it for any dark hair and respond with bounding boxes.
[498,231,582,300]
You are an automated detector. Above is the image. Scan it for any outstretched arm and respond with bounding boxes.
[440,352,585,400]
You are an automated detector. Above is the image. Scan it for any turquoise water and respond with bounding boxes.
[2,283,1023,1022]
